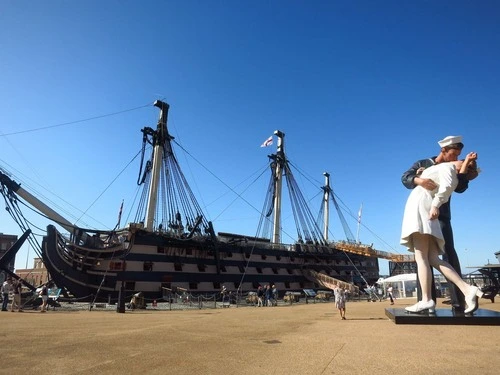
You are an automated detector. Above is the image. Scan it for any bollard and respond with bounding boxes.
[117,282,125,313]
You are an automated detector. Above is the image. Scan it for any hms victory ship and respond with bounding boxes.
[0,100,383,301]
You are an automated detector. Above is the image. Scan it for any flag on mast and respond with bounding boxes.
[357,203,363,224]
[356,203,363,243]
[117,200,124,228]
[260,135,273,147]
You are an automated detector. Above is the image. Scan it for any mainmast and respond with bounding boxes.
[262,131,329,246]
[322,172,330,241]
[144,100,169,231]
[272,130,285,244]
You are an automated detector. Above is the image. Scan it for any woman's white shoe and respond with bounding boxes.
[464,286,484,314]
[405,300,435,313]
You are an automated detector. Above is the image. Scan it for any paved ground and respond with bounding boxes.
[1,298,499,374]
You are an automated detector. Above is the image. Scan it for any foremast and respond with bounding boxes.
[322,172,330,241]
[136,100,211,238]
[272,130,285,244]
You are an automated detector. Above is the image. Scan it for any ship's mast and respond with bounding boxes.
[144,100,169,231]
[272,130,285,244]
[322,172,330,241]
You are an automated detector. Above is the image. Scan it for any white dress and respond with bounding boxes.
[334,287,346,309]
[400,162,458,254]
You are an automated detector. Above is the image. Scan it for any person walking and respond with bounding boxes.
[10,279,23,312]
[333,283,346,320]
[39,283,49,312]
[1,278,12,311]
[265,284,272,307]
[401,135,478,312]
[271,284,278,306]
[256,286,264,307]
[220,285,227,305]
[387,284,394,305]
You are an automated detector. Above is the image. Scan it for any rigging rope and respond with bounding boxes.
[0,102,154,137]
[74,149,143,227]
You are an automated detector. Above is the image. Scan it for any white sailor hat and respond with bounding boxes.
[438,135,462,148]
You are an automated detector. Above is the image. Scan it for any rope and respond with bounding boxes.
[0,102,153,137]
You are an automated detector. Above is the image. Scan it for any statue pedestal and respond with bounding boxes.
[386,308,500,325]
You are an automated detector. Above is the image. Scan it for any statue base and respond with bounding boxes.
[385,307,500,325]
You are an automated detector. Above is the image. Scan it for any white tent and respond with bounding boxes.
[377,273,417,299]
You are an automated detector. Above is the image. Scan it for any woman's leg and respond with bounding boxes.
[412,233,433,302]
[427,239,470,296]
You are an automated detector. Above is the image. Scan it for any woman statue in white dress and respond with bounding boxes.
[400,153,482,314]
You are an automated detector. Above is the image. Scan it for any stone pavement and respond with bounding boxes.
[1,298,499,374]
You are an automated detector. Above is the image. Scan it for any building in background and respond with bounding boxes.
[15,257,50,287]
[0,233,18,283]
[388,260,417,276]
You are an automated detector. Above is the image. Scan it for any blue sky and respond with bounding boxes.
[1,1,499,275]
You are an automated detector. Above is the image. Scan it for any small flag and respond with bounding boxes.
[117,200,124,228]
[260,135,273,147]
[357,203,363,224]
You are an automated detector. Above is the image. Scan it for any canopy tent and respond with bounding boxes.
[377,273,417,299]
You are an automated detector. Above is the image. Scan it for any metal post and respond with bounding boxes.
[117,281,125,313]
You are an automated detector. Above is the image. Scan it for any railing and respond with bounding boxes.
[333,241,415,262]
[17,289,368,312]
[306,270,359,294]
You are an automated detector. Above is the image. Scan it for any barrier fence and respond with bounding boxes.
[6,289,373,312]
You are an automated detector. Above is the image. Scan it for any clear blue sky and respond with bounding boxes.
[1,1,499,275]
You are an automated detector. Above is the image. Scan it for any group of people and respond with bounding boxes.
[1,278,23,312]
[256,284,278,307]
[400,135,482,314]
[1,278,50,313]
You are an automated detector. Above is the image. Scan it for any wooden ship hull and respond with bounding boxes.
[41,224,378,301]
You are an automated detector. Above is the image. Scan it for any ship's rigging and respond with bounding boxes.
[1,100,411,263]
[0,99,411,301]
[134,101,210,238]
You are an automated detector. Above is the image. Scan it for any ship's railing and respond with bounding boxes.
[221,238,416,262]
[53,234,102,269]
[50,226,126,271]
[220,239,293,252]
[332,241,415,262]
[21,287,373,312]
[68,228,128,252]
[305,269,359,294]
